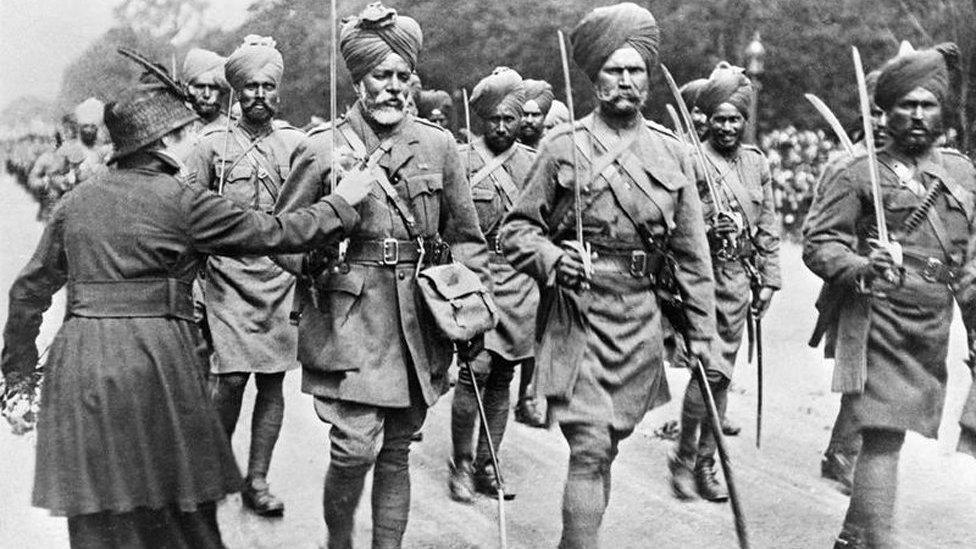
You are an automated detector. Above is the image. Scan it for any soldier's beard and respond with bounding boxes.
[359,84,408,127]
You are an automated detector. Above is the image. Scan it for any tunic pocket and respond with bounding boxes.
[321,268,366,326]
[215,163,257,208]
[406,173,443,231]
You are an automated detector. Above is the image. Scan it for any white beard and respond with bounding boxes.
[357,83,407,127]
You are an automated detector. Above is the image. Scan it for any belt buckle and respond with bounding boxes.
[629,250,648,278]
[920,257,942,283]
[381,238,399,265]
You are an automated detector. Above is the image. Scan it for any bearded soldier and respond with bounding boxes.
[449,67,538,502]
[517,79,555,149]
[669,63,780,502]
[274,4,490,547]
[501,4,715,547]
[803,43,976,548]
[182,35,306,517]
[183,47,230,130]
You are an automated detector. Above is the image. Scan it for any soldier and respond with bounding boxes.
[517,79,554,149]
[182,35,306,517]
[679,77,709,140]
[183,47,230,130]
[808,68,888,495]
[803,43,976,548]
[28,98,109,221]
[274,4,490,547]
[501,4,715,547]
[669,63,781,503]
[448,67,538,502]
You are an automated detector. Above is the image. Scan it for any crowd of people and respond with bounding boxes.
[2,2,976,549]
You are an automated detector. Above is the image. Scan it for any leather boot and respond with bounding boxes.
[242,475,285,517]
[474,463,516,500]
[821,451,855,495]
[667,448,697,500]
[448,459,475,503]
[694,457,729,502]
[720,416,741,436]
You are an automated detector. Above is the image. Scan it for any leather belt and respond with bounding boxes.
[902,252,956,284]
[345,238,427,265]
[67,278,194,320]
[591,249,661,278]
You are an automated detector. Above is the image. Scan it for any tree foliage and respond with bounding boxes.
[52,0,976,152]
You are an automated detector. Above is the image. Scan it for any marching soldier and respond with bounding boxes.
[501,3,715,547]
[183,47,231,130]
[517,79,555,149]
[274,3,490,547]
[182,35,307,517]
[669,62,781,502]
[803,43,976,548]
[449,67,538,502]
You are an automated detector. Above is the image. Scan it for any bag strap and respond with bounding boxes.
[703,152,758,227]
[338,123,418,238]
[879,157,954,262]
[230,127,283,203]
[470,142,520,207]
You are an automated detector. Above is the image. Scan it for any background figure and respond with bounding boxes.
[416,89,453,129]
[516,78,554,150]
[182,35,307,517]
[183,47,231,131]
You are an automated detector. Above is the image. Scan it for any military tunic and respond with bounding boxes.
[699,141,781,378]
[183,121,306,374]
[803,147,976,438]
[501,114,715,431]
[274,105,491,409]
[460,137,538,362]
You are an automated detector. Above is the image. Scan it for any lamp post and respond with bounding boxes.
[744,31,765,144]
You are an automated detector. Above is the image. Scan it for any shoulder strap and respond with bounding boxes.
[231,127,284,201]
[471,143,520,206]
[704,152,759,227]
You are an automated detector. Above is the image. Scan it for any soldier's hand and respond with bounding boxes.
[457,334,484,363]
[865,245,899,284]
[752,286,775,320]
[556,241,593,291]
[710,213,740,238]
[333,167,374,207]
[687,339,711,371]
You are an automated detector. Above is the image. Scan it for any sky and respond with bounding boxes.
[0,0,252,109]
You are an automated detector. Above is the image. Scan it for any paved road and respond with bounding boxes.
[1,173,974,548]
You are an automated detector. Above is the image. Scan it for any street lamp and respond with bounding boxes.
[744,31,765,144]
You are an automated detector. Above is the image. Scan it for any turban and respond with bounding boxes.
[570,2,660,82]
[183,48,227,87]
[74,97,104,126]
[417,90,452,119]
[521,79,555,115]
[545,99,570,127]
[679,78,708,111]
[874,42,958,111]
[470,67,525,119]
[696,62,754,118]
[224,35,283,91]
[340,2,423,83]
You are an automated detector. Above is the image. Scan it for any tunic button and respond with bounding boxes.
[398,272,405,280]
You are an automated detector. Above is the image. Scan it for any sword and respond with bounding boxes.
[557,30,592,286]
[329,0,338,193]
[853,47,890,246]
[665,103,684,139]
[755,314,764,449]
[804,93,855,155]
[216,89,235,195]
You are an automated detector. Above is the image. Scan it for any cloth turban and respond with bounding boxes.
[570,2,660,82]
[470,67,525,119]
[183,48,226,87]
[224,35,283,91]
[521,79,555,115]
[340,2,423,83]
[679,78,708,111]
[74,97,105,126]
[874,42,958,111]
[545,99,570,127]
[696,62,754,118]
[418,90,452,118]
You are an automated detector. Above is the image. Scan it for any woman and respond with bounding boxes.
[0,67,370,547]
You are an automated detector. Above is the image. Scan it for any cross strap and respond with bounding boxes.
[470,141,520,207]
[703,151,758,228]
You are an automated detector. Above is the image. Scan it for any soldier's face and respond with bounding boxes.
[358,53,412,127]
[484,104,520,154]
[691,106,709,139]
[429,109,447,128]
[188,77,221,118]
[238,76,280,124]
[79,124,98,147]
[519,99,545,141]
[594,47,649,117]
[886,87,940,155]
[870,103,888,149]
[708,103,745,152]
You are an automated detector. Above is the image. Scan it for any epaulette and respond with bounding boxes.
[413,116,451,134]
[740,143,768,159]
[645,119,681,142]
[272,120,302,133]
[938,146,974,165]
[307,117,346,137]
[199,124,228,138]
[545,119,587,140]
[515,142,537,154]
